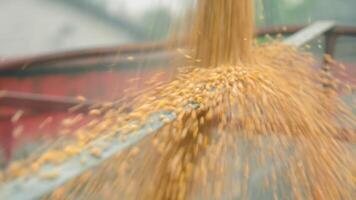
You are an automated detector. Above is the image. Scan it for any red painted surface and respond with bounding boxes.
[0,122,13,163]
[0,69,172,101]
[0,67,172,164]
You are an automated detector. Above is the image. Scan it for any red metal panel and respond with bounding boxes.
[0,69,171,101]
[0,67,172,164]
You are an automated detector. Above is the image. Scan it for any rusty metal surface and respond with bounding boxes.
[0,41,170,70]
[0,51,177,77]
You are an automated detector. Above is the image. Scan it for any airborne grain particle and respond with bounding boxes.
[89,109,101,116]
[40,170,60,180]
[11,110,24,123]
[129,147,140,158]
[90,147,102,158]
[76,95,87,102]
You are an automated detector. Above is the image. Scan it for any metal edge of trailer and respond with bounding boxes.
[284,21,336,47]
